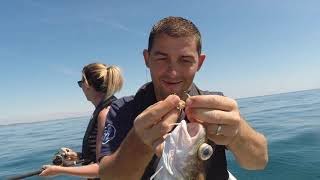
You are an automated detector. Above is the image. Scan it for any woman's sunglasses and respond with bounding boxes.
[77,80,83,88]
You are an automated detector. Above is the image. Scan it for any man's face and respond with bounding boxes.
[144,34,205,101]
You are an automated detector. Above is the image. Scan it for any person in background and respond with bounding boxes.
[40,63,123,179]
[98,16,268,180]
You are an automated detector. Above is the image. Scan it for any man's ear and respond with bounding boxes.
[197,54,206,71]
[143,49,150,68]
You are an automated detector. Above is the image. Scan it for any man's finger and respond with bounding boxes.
[188,109,240,125]
[148,107,180,140]
[206,124,239,137]
[186,95,237,111]
[136,95,180,128]
[207,135,231,145]
[152,137,165,157]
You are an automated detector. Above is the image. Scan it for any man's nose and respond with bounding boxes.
[166,62,178,77]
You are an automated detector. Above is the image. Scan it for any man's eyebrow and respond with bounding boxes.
[152,51,168,56]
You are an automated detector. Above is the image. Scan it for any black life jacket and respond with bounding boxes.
[81,96,117,165]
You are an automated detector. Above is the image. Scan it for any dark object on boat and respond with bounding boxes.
[7,150,84,180]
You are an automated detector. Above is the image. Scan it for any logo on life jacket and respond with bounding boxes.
[102,124,116,145]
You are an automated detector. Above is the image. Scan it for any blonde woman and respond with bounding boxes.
[40,63,123,179]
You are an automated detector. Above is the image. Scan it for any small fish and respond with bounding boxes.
[151,120,214,180]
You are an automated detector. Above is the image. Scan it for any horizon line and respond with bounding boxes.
[1,88,319,126]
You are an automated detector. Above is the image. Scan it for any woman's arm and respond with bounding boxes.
[39,163,99,177]
[96,107,110,162]
[40,107,111,178]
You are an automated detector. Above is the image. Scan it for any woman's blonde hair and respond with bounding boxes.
[82,63,123,99]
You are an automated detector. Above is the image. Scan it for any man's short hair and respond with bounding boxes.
[148,16,202,55]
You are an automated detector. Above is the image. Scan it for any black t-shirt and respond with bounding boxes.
[100,82,229,180]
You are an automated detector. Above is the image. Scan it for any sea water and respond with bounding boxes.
[1,89,320,179]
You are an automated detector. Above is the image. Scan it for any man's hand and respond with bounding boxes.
[185,95,268,169]
[185,95,241,146]
[133,94,181,154]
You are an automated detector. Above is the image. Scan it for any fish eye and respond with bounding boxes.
[198,143,214,161]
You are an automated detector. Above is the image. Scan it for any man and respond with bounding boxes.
[99,16,268,180]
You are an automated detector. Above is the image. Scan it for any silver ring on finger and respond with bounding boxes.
[216,124,223,136]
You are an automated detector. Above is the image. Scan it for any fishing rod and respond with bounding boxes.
[7,170,44,180]
[7,149,85,180]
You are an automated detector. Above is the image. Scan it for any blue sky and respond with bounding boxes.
[0,0,319,124]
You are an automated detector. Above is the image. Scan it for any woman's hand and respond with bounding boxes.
[39,165,62,176]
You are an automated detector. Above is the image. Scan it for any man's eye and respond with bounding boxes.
[156,57,167,61]
[182,59,193,63]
